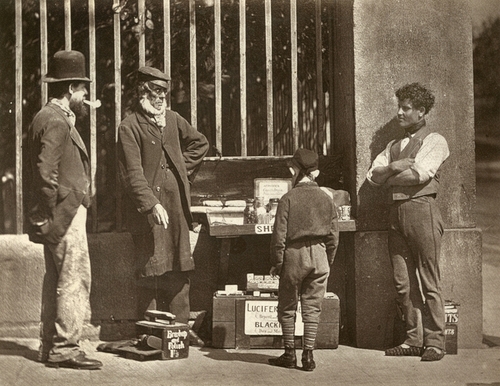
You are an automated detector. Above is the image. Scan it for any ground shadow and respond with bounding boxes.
[357,117,401,230]
[482,335,500,347]
[0,339,39,362]
[199,346,274,364]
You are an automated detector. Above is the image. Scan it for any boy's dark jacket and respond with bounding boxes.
[270,181,339,273]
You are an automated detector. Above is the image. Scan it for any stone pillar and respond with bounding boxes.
[350,0,482,349]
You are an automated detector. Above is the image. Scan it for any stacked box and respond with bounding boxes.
[212,293,339,349]
[246,273,279,293]
[135,321,190,360]
[444,301,459,355]
[212,294,239,349]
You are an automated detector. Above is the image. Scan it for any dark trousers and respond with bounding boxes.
[389,195,445,350]
[137,271,191,324]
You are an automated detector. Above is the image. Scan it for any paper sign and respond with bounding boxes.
[254,178,292,205]
[244,300,303,336]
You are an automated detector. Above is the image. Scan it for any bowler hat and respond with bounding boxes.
[138,66,170,89]
[289,148,319,174]
[43,50,91,83]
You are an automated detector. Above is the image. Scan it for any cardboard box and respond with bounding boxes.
[212,293,339,349]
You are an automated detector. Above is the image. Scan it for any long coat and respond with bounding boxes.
[26,102,91,245]
[117,109,209,275]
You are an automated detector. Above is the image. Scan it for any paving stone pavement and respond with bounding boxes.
[0,337,499,386]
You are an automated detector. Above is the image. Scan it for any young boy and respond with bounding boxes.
[269,148,339,371]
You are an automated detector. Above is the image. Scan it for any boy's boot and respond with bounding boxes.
[268,347,297,368]
[301,349,316,371]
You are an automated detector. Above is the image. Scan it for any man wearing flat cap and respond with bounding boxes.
[26,50,102,369]
[117,66,208,342]
[269,148,339,371]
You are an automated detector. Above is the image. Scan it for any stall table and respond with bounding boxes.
[192,206,356,289]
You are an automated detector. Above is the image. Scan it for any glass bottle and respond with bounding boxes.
[255,196,268,223]
[268,198,279,225]
[243,198,257,224]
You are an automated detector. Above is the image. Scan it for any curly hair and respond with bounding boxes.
[395,82,435,115]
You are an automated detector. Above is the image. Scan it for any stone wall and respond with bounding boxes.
[350,0,482,349]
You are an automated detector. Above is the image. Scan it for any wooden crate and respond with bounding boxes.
[212,294,339,349]
[135,321,190,360]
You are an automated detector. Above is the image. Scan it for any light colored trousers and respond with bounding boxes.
[40,205,91,362]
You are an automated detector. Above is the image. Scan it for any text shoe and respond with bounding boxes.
[47,353,103,370]
[385,345,423,356]
[301,349,316,371]
[268,348,297,368]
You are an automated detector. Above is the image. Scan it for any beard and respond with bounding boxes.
[69,97,88,118]
[140,96,166,116]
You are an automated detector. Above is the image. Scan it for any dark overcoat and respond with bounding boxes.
[26,102,91,244]
[117,109,209,275]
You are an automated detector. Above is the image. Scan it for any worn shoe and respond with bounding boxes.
[385,345,423,356]
[268,348,296,368]
[46,353,103,370]
[301,349,316,371]
[189,329,205,347]
[421,347,445,361]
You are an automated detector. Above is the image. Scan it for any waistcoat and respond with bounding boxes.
[389,124,441,201]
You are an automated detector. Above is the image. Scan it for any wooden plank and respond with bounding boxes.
[265,0,273,155]
[327,0,335,153]
[15,0,23,234]
[138,0,146,67]
[189,0,197,126]
[290,0,298,150]
[316,0,325,153]
[164,0,171,108]
[207,220,356,238]
[239,0,247,156]
[40,0,48,106]
[89,0,98,233]
[215,0,222,148]
[217,239,232,289]
[114,1,123,230]
[64,0,71,50]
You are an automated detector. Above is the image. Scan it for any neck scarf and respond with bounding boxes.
[51,98,76,126]
[404,118,426,137]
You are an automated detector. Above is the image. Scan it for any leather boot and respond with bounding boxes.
[301,349,316,371]
[268,347,296,368]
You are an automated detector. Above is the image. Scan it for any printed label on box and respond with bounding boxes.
[244,300,303,335]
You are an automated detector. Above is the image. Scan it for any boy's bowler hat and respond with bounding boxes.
[43,50,91,83]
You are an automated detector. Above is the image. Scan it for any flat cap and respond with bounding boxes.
[289,148,318,174]
[137,66,170,88]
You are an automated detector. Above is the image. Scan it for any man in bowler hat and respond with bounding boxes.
[26,50,102,369]
[117,66,208,342]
